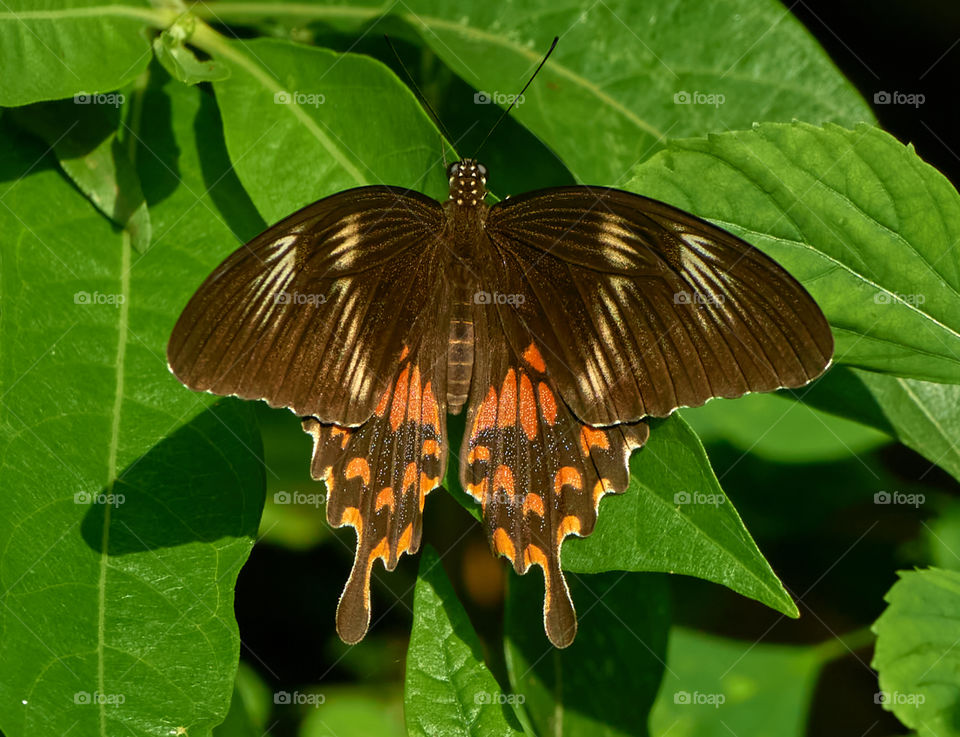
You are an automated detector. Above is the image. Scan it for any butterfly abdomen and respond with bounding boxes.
[446,272,476,414]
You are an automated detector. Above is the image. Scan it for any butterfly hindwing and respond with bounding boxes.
[485,186,834,426]
[167,186,446,425]
[303,333,448,643]
[461,304,648,647]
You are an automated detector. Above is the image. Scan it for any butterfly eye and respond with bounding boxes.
[446,162,460,178]
[477,163,488,180]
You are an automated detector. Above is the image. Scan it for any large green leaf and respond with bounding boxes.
[299,687,406,737]
[193,0,873,184]
[405,546,524,737]
[443,413,794,616]
[810,369,960,484]
[0,1,160,106]
[208,37,446,223]
[505,571,670,737]
[9,99,152,253]
[873,568,960,737]
[563,416,797,617]
[628,122,960,384]
[649,628,839,737]
[681,390,890,463]
[0,70,264,737]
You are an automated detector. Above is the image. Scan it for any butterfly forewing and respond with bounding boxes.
[484,186,833,426]
[167,186,446,425]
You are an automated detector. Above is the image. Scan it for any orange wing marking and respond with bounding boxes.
[493,527,516,561]
[580,426,610,456]
[538,382,558,424]
[523,343,546,373]
[518,372,537,440]
[497,369,518,427]
[522,493,545,517]
[471,386,498,439]
[554,466,583,495]
[345,457,370,486]
[375,487,394,512]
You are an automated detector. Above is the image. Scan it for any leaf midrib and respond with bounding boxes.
[97,219,131,737]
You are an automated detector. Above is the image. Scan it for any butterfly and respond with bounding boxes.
[167,158,833,648]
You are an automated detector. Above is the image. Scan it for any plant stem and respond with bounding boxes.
[813,625,876,664]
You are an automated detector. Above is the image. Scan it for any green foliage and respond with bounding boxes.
[405,547,524,737]
[505,572,670,737]
[649,628,840,737]
[0,1,957,736]
[873,568,960,737]
[563,416,799,618]
[0,115,264,736]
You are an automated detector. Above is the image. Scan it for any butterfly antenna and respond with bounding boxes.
[384,35,456,162]
[474,36,559,159]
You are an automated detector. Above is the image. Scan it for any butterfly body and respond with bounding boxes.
[168,156,832,648]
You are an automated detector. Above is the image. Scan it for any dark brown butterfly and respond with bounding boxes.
[167,158,833,648]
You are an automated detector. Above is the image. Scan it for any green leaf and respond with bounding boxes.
[445,414,794,618]
[405,546,524,737]
[803,367,960,484]
[563,416,798,618]
[212,663,272,737]
[628,122,960,384]
[681,390,890,463]
[851,371,960,484]
[0,69,265,737]
[925,501,960,572]
[505,572,670,737]
[153,15,231,85]
[196,0,873,183]
[208,37,445,223]
[9,98,152,253]
[649,628,828,737]
[299,687,406,737]
[873,568,960,737]
[0,1,160,106]
[255,403,330,550]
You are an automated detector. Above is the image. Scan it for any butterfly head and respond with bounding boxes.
[446,159,488,207]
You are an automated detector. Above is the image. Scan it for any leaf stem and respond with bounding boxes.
[812,625,876,664]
